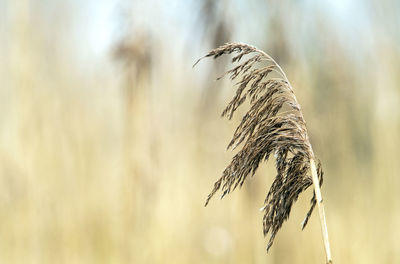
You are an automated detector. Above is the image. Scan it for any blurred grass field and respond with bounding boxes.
[1,0,400,263]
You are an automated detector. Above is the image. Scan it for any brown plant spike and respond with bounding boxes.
[195,43,332,263]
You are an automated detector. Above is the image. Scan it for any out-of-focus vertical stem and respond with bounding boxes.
[310,159,332,264]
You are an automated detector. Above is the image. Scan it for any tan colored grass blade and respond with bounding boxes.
[310,159,333,263]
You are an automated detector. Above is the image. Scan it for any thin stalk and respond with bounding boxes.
[310,158,333,264]
[265,48,333,263]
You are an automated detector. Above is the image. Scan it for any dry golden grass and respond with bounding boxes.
[195,43,331,260]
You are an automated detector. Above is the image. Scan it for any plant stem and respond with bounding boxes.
[310,158,332,264]
[264,48,333,262]
[264,48,333,263]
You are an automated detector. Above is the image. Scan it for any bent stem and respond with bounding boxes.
[310,159,332,264]
[196,43,333,260]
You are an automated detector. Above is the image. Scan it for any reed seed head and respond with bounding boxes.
[195,43,324,251]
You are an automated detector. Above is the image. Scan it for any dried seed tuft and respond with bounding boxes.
[195,43,324,251]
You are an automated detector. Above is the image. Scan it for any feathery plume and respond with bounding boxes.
[195,43,332,263]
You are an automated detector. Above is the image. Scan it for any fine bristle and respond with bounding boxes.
[196,42,324,250]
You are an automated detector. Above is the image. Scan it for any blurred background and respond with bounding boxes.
[1,0,400,263]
